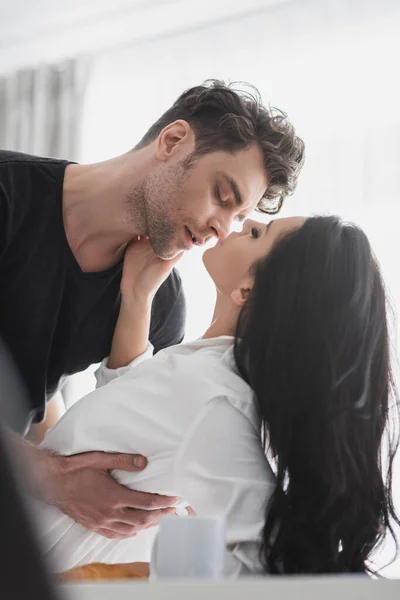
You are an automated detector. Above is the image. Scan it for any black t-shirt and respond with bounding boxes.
[0,151,185,425]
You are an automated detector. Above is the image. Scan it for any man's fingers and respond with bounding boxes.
[113,486,180,511]
[98,522,138,537]
[56,452,179,538]
[96,526,137,540]
[119,507,176,529]
[97,507,176,537]
[74,451,148,472]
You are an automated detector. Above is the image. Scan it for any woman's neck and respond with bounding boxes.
[202,293,239,340]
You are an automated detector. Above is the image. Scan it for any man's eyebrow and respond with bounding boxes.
[220,173,243,208]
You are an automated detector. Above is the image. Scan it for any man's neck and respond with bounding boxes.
[62,151,149,273]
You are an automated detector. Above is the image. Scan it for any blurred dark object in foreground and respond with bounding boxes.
[0,336,58,599]
[0,432,58,599]
[0,337,33,434]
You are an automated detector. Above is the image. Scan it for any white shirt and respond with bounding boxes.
[33,337,275,576]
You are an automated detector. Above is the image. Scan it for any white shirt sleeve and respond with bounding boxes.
[172,396,276,578]
[94,342,154,388]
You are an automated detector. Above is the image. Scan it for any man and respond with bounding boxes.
[0,80,304,539]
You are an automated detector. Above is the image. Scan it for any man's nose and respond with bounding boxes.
[208,217,231,241]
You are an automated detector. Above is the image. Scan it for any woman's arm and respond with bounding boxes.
[107,297,152,369]
[107,238,182,370]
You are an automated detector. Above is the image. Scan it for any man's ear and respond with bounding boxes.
[155,120,194,161]
[231,277,253,307]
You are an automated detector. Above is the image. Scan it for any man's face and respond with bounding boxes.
[141,143,268,259]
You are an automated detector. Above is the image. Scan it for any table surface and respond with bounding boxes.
[61,575,400,600]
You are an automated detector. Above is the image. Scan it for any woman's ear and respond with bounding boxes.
[231,277,253,307]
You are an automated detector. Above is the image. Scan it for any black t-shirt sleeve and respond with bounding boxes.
[0,170,12,258]
[0,159,32,259]
[149,268,186,354]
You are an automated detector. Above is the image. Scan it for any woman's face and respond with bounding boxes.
[203,216,306,295]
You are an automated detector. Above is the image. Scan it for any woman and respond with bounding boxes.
[33,215,399,576]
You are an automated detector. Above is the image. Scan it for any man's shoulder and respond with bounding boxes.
[0,151,69,253]
[150,268,186,352]
[0,150,69,212]
[0,150,68,168]
[152,267,185,314]
[153,269,185,316]
[161,267,183,298]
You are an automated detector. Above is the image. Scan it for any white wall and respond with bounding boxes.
[0,0,288,74]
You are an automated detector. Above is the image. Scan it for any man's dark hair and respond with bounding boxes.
[136,80,305,214]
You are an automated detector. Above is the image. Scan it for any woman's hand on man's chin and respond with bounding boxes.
[120,237,182,305]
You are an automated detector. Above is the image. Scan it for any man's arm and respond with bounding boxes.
[6,427,177,538]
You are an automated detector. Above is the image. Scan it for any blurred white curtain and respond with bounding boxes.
[0,58,90,160]
[0,57,91,417]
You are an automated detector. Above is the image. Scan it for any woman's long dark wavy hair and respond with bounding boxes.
[234,215,399,574]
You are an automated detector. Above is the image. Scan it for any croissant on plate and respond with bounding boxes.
[58,561,150,582]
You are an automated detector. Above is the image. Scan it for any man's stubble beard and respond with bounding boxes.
[142,159,194,259]
[124,177,174,258]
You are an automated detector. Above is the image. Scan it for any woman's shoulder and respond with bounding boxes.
[160,336,245,381]
[156,337,256,421]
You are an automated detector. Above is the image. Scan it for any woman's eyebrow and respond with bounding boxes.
[265,221,274,236]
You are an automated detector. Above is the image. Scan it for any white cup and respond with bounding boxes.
[150,515,226,580]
